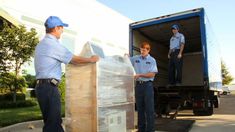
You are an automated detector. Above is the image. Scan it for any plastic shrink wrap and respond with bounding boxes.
[65,42,135,132]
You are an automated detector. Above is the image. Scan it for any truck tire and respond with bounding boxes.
[193,109,213,116]
[193,105,213,116]
[213,96,219,108]
[204,106,213,116]
[193,109,203,116]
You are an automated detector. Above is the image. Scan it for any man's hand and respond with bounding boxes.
[90,55,99,63]
[134,74,141,80]
[177,53,182,59]
[124,53,130,57]
[71,55,99,64]
[168,54,170,59]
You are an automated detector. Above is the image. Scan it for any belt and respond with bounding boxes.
[36,78,60,86]
[171,48,180,52]
[136,80,153,84]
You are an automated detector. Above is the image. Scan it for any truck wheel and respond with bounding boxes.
[204,106,213,116]
[213,95,219,108]
[193,106,213,116]
[193,109,204,116]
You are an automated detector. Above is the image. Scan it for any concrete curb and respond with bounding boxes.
[0,120,43,132]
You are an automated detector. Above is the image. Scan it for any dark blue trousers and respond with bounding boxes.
[135,81,155,132]
[35,82,64,132]
[168,50,183,84]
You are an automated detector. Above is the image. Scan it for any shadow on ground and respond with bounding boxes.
[156,118,195,132]
[0,118,195,132]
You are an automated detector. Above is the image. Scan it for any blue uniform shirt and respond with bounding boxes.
[34,34,73,81]
[130,54,158,81]
[170,32,185,50]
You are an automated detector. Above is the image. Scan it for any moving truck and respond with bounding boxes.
[129,8,222,116]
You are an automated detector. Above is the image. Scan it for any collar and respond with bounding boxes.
[45,33,59,42]
[173,32,180,37]
[45,34,58,41]
[139,54,150,60]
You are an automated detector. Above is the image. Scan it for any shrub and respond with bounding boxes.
[58,73,65,101]
[0,100,37,109]
[23,74,36,88]
[0,93,26,101]
[0,73,27,93]
[30,89,36,98]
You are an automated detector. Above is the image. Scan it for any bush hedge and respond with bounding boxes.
[30,89,36,98]
[0,93,25,101]
[0,100,37,109]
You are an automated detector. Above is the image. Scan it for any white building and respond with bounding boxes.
[0,0,132,74]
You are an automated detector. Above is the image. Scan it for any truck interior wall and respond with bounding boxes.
[182,52,203,86]
[132,16,204,87]
[133,31,169,86]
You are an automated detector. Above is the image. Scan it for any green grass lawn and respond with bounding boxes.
[0,102,65,127]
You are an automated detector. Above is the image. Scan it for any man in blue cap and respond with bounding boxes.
[34,16,99,132]
[168,24,185,86]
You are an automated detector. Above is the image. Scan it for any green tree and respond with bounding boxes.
[23,74,36,88]
[0,73,27,93]
[0,22,13,73]
[58,73,66,102]
[221,61,234,85]
[0,21,39,102]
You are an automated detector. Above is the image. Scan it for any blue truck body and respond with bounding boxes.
[129,8,222,116]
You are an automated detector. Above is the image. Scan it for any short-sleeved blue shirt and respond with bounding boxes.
[170,32,185,50]
[34,34,73,81]
[130,54,158,81]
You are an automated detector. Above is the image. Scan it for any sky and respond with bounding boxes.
[98,0,235,84]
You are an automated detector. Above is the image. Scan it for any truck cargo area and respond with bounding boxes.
[131,16,203,88]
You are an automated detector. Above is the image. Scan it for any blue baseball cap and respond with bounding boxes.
[171,24,179,30]
[44,16,69,28]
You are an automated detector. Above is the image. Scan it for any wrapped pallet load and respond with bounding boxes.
[65,42,135,132]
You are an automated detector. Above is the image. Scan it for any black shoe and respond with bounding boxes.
[175,83,182,86]
[166,84,175,88]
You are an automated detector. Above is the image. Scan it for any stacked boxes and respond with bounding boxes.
[65,42,135,132]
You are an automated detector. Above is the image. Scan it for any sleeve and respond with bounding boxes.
[51,44,73,64]
[180,34,185,44]
[149,59,158,73]
[130,56,135,66]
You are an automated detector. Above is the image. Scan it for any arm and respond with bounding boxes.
[178,34,185,58]
[135,57,158,79]
[168,49,171,59]
[70,55,99,64]
[135,72,156,80]
[178,43,185,58]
